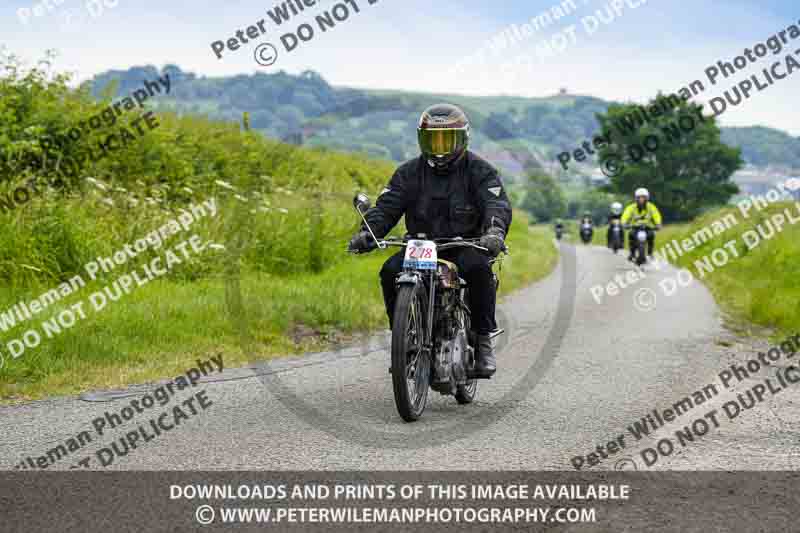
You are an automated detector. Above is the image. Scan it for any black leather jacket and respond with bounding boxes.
[363,151,512,240]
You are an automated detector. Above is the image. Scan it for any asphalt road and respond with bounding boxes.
[2,242,798,471]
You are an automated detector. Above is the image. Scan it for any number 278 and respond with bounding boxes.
[409,247,432,259]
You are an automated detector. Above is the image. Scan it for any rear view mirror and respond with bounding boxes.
[353,193,371,214]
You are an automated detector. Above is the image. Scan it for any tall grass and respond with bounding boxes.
[658,203,800,337]
[0,178,557,400]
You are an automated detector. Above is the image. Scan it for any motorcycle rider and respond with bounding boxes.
[606,201,623,248]
[579,211,593,242]
[621,188,663,261]
[348,103,512,378]
[554,219,565,239]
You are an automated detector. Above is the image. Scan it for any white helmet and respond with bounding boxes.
[634,187,650,200]
[610,202,623,215]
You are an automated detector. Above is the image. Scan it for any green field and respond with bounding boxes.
[656,203,800,338]
[0,204,557,402]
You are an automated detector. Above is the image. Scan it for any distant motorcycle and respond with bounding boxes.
[348,193,507,422]
[609,220,623,253]
[555,225,564,240]
[580,223,593,244]
[631,224,650,267]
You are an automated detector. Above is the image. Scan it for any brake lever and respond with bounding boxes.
[346,240,380,255]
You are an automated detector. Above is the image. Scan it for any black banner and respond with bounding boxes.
[2,472,799,532]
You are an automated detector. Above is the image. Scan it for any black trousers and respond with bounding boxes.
[628,228,655,255]
[379,248,497,335]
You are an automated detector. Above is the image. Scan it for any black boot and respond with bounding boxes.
[474,334,496,378]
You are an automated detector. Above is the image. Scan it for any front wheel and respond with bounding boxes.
[635,241,647,266]
[391,284,430,422]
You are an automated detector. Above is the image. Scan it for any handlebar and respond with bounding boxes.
[349,237,491,254]
[349,204,507,256]
[623,224,660,231]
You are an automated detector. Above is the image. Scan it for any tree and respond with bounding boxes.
[520,171,566,223]
[596,94,742,222]
[566,189,619,222]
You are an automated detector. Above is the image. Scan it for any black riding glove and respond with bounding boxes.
[479,227,505,257]
[348,230,375,253]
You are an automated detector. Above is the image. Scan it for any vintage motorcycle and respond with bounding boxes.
[348,193,506,422]
[609,220,623,253]
[580,222,594,244]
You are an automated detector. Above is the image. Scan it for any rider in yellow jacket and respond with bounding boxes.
[621,188,662,261]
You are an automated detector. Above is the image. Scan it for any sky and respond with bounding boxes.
[2,0,799,135]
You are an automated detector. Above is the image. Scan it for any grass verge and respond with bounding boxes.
[0,210,557,402]
[655,203,800,339]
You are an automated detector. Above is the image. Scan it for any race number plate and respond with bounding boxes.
[403,240,437,270]
[637,230,648,242]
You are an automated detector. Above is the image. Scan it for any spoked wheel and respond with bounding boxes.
[636,242,647,267]
[455,308,478,405]
[391,284,430,422]
[455,368,478,404]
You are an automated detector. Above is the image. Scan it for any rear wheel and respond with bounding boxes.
[455,370,478,404]
[455,308,478,404]
[391,284,430,422]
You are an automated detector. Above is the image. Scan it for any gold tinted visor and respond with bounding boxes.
[418,128,467,156]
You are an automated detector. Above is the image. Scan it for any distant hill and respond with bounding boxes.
[87,66,800,178]
[721,126,800,169]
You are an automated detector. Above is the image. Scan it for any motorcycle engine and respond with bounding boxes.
[433,328,468,394]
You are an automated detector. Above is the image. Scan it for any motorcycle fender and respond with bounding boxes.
[396,272,421,285]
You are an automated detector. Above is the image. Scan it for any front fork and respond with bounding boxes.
[397,271,437,359]
[425,271,436,357]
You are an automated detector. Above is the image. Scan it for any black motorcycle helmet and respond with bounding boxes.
[417,103,470,172]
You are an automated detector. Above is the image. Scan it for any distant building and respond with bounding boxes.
[559,88,568,96]
[787,177,800,199]
[733,166,800,197]
[588,172,609,186]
